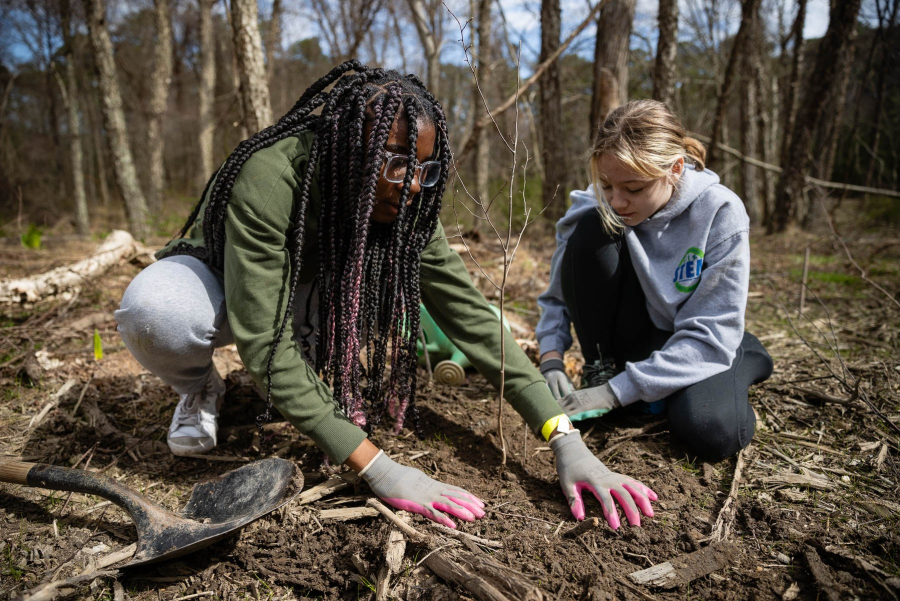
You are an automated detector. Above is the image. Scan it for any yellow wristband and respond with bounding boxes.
[541,414,572,441]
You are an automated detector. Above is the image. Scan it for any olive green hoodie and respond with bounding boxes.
[159,132,561,463]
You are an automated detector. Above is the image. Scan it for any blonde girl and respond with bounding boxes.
[537,99,773,462]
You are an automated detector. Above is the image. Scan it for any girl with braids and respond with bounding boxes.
[538,100,774,463]
[116,62,657,530]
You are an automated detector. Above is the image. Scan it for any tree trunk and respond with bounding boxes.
[82,0,149,238]
[472,0,492,227]
[230,0,273,134]
[407,0,441,96]
[707,0,762,172]
[265,0,282,83]
[83,92,111,209]
[778,0,807,165]
[863,0,899,188]
[198,0,217,184]
[770,0,863,233]
[738,14,760,225]
[753,34,774,223]
[59,1,90,236]
[805,25,857,228]
[540,0,566,221]
[147,0,173,214]
[590,0,636,134]
[652,0,679,107]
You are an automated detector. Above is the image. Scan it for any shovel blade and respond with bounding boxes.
[125,457,302,567]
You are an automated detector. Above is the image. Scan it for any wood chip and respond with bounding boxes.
[318,506,379,521]
[629,543,735,589]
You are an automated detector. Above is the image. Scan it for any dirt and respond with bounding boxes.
[1,208,899,600]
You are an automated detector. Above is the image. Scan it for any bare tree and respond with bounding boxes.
[738,0,761,223]
[147,0,173,213]
[769,0,863,233]
[230,0,273,133]
[308,0,386,62]
[752,17,774,222]
[82,0,149,238]
[778,0,806,164]
[198,0,216,183]
[472,0,492,226]
[407,0,441,95]
[590,0,636,134]
[265,0,282,82]
[706,0,762,171]
[652,0,679,107]
[863,0,899,188]
[540,0,565,221]
[58,0,89,235]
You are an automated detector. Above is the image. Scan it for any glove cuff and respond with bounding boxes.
[540,358,566,375]
[358,450,389,481]
[549,428,582,451]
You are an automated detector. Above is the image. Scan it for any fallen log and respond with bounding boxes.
[0,230,153,304]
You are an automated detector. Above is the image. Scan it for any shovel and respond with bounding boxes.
[0,457,303,567]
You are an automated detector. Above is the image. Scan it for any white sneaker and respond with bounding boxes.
[167,369,226,456]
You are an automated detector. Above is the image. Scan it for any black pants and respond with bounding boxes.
[560,210,773,463]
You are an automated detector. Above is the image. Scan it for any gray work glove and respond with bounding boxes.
[551,430,657,529]
[560,382,621,421]
[360,451,485,529]
[541,358,575,400]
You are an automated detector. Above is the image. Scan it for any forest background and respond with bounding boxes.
[0,0,897,241]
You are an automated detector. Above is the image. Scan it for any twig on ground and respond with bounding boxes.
[710,445,752,542]
[799,246,810,317]
[427,523,503,548]
[28,379,78,429]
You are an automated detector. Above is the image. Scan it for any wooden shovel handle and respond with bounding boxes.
[0,460,36,485]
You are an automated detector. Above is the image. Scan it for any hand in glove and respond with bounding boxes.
[559,382,621,421]
[541,357,575,400]
[551,430,657,528]
[360,451,485,529]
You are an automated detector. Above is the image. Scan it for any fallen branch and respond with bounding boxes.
[28,379,79,429]
[0,230,153,304]
[22,543,135,601]
[709,445,751,543]
[689,131,900,199]
[298,473,360,505]
[366,498,542,601]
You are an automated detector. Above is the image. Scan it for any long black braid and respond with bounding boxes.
[170,61,449,434]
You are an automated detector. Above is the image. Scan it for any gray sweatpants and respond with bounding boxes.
[116,255,318,397]
[116,256,234,395]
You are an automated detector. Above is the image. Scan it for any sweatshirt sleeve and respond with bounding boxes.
[420,220,563,434]
[536,188,600,356]
[223,144,366,464]
[609,229,750,404]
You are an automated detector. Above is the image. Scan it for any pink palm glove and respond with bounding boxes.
[359,451,486,529]
[550,430,658,529]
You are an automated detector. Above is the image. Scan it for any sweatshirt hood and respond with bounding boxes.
[640,165,720,229]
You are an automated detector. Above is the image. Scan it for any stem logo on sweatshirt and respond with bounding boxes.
[673,247,705,293]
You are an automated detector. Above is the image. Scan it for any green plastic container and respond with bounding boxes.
[416,303,510,385]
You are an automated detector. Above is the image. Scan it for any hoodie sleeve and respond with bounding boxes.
[536,188,600,357]
[609,226,750,404]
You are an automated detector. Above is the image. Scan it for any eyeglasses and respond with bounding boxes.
[382,152,441,188]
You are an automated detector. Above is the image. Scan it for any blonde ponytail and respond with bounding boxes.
[683,136,706,171]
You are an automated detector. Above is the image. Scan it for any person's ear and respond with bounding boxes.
[669,157,685,184]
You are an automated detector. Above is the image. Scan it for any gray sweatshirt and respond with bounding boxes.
[536,166,750,405]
